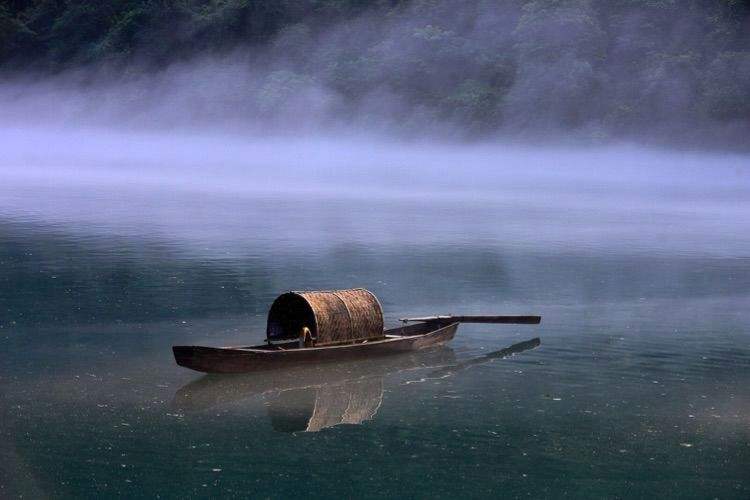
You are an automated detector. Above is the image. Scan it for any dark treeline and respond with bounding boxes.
[1,0,749,142]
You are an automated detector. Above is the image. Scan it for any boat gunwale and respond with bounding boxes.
[177,322,459,355]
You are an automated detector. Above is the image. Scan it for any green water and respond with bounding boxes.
[1,145,749,498]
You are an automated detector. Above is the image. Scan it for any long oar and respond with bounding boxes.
[399,315,541,324]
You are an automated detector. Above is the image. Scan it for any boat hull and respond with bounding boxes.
[173,322,459,374]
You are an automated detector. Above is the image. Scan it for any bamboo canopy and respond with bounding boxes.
[266,288,384,347]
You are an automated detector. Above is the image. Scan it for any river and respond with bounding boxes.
[1,131,748,498]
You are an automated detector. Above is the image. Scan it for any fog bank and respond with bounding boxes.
[2,124,748,259]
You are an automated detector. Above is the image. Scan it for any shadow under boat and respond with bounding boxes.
[174,337,541,433]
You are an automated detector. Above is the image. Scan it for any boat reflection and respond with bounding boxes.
[174,338,540,432]
[266,377,384,432]
[423,337,541,380]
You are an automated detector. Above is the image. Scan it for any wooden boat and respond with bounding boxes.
[172,288,541,374]
[174,337,541,411]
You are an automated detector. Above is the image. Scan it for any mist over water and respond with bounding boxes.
[2,124,748,256]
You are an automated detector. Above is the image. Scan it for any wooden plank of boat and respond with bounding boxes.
[173,321,459,374]
[172,315,541,374]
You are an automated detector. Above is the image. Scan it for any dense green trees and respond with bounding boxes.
[0,0,381,66]
[1,0,748,141]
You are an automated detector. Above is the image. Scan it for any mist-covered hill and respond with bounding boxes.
[2,0,749,146]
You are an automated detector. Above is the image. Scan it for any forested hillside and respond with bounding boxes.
[2,0,749,142]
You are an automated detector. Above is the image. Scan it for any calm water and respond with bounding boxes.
[1,139,749,498]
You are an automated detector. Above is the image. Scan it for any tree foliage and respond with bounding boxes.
[2,0,749,140]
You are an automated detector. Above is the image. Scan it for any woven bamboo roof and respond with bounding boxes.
[266,288,384,347]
